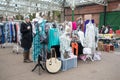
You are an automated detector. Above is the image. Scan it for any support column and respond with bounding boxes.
[72,9,74,21]
[63,0,65,21]
[103,6,107,26]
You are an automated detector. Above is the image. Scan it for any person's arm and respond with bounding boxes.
[30,22,33,34]
[20,22,29,34]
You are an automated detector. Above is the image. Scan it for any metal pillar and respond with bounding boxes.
[103,6,107,26]
[72,9,74,21]
[63,0,65,21]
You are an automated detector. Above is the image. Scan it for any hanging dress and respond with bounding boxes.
[32,22,41,62]
[84,20,95,52]
[32,20,46,62]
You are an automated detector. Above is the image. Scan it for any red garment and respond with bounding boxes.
[109,29,113,34]
[71,42,78,56]
[72,22,77,30]
[116,30,120,35]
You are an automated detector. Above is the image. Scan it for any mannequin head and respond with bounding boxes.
[35,12,44,23]
[36,12,40,18]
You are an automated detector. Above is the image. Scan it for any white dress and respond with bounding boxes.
[78,30,84,47]
[60,32,72,59]
[84,20,95,52]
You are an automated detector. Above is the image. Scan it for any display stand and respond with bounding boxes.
[32,48,45,75]
[32,54,45,75]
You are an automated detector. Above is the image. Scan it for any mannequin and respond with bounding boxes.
[60,26,72,59]
[84,19,95,52]
[32,13,46,62]
[32,13,47,72]
[32,13,43,35]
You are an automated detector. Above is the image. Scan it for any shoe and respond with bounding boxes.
[27,59,33,63]
[24,59,33,63]
[23,52,27,62]
[26,51,33,63]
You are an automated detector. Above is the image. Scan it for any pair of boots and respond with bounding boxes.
[23,51,33,63]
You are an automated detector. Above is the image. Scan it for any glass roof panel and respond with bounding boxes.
[0,0,107,16]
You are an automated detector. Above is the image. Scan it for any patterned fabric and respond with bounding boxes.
[0,23,5,44]
[60,33,71,53]
[0,28,1,42]
[5,23,10,42]
[0,22,20,44]
[40,20,46,32]
[32,23,41,62]
[4,22,15,43]
[32,20,47,62]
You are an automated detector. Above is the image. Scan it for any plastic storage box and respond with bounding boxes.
[60,56,77,71]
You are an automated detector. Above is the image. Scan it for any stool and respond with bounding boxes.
[103,44,108,52]
[98,42,104,51]
[108,45,114,51]
[103,44,114,52]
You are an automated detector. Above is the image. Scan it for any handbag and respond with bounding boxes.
[46,48,61,74]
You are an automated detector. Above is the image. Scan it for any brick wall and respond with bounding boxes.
[65,0,120,25]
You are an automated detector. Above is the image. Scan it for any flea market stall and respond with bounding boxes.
[1,0,120,74]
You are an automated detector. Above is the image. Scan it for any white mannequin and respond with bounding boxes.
[78,30,84,46]
[85,19,95,52]
[60,28,72,59]
[35,12,43,23]
[32,13,44,34]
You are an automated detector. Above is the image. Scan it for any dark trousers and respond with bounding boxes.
[51,45,60,58]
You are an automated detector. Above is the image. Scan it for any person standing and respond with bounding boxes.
[20,16,33,63]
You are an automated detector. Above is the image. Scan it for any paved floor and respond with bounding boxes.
[0,46,120,80]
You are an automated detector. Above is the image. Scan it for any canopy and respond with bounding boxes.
[0,0,108,16]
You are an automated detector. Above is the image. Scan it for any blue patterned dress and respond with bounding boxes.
[32,20,46,62]
[32,23,41,62]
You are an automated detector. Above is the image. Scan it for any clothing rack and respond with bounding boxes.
[12,21,22,54]
[0,21,22,54]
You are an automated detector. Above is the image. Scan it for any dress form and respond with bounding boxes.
[85,19,95,52]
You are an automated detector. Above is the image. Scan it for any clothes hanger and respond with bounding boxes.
[52,23,56,28]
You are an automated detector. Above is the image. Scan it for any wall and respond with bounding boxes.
[65,0,120,25]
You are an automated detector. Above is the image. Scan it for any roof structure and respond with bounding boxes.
[0,0,108,16]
